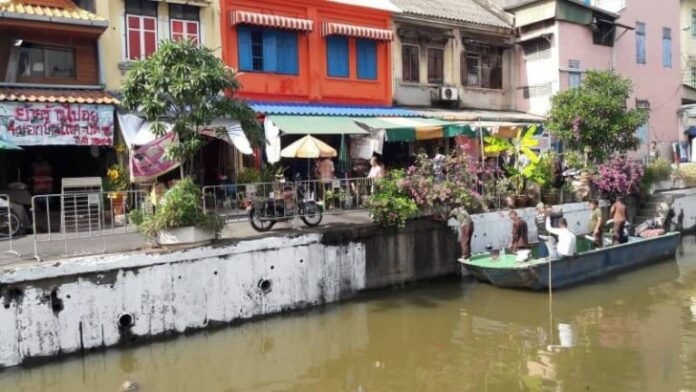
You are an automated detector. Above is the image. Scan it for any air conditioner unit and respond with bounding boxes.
[438,87,459,101]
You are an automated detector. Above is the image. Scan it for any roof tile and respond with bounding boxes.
[0,0,107,23]
[391,0,511,28]
[0,87,119,105]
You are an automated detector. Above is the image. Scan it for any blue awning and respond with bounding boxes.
[686,126,696,137]
[249,102,422,117]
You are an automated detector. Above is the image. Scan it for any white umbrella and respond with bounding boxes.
[281,135,337,158]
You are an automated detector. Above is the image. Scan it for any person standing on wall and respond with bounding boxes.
[509,210,529,253]
[451,205,474,261]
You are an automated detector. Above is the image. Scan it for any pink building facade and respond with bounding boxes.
[611,0,682,158]
[508,0,682,159]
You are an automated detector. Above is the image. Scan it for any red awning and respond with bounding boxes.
[321,22,393,41]
[231,10,313,32]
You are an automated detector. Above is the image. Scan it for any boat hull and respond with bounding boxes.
[462,233,681,290]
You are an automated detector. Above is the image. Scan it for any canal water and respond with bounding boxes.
[4,236,696,391]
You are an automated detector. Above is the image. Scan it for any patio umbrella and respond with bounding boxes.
[338,134,351,177]
[281,135,337,159]
[0,139,22,150]
[281,135,337,179]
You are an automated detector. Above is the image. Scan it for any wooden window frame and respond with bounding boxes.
[16,44,77,83]
[427,47,444,85]
[170,19,200,45]
[401,44,419,83]
[126,14,158,60]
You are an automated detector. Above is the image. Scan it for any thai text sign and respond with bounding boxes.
[0,102,114,146]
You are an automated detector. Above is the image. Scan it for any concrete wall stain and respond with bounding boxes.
[0,201,660,369]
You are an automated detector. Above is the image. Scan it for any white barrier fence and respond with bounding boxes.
[19,178,373,262]
[31,190,147,261]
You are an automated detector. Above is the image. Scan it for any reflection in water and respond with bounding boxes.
[3,236,696,391]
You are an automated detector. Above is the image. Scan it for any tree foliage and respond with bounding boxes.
[122,40,261,171]
[547,70,648,163]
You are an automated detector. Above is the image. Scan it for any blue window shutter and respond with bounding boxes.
[356,39,377,80]
[263,29,277,72]
[327,36,349,77]
[636,22,646,64]
[276,30,298,74]
[663,28,672,68]
[237,25,252,71]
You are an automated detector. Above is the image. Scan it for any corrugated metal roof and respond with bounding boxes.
[414,108,546,122]
[391,0,512,28]
[249,102,422,117]
[0,0,107,24]
[0,87,119,105]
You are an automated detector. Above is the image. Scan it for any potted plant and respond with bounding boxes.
[484,126,541,208]
[129,177,224,247]
[104,164,129,218]
[533,153,557,205]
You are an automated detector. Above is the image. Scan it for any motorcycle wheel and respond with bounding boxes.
[0,211,22,238]
[249,207,275,232]
[300,202,323,227]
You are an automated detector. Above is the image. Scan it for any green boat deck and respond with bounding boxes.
[467,237,597,269]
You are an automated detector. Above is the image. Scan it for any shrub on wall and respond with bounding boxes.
[130,177,225,239]
[367,170,419,228]
[592,156,644,198]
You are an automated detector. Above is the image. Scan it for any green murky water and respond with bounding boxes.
[3,237,696,391]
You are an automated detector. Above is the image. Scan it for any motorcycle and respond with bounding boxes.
[0,197,28,238]
[248,183,323,232]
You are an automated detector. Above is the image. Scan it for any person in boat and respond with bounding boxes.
[509,210,529,253]
[534,203,550,258]
[658,199,675,232]
[450,206,474,261]
[546,217,577,258]
[588,199,604,248]
[610,197,628,244]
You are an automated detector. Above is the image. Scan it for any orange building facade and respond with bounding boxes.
[220,0,393,106]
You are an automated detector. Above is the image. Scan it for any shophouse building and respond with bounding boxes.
[388,0,546,157]
[507,0,682,159]
[95,0,221,92]
[0,0,118,191]
[93,0,252,185]
[679,0,696,162]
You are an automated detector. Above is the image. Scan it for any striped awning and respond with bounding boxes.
[355,117,474,142]
[231,10,313,32]
[321,22,393,41]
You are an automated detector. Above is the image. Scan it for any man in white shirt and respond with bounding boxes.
[545,217,576,258]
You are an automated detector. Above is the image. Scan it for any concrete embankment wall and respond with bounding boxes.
[0,201,629,369]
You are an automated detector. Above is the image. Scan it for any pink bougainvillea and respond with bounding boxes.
[592,155,644,197]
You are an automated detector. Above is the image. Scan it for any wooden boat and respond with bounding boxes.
[460,232,681,290]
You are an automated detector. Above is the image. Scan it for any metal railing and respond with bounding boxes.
[23,178,373,261]
[31,190,147,261]
[0,194,21,261]
[294,178,374,215]
[203,178,374,222]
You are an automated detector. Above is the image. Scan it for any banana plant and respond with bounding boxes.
[484,125,541,195]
